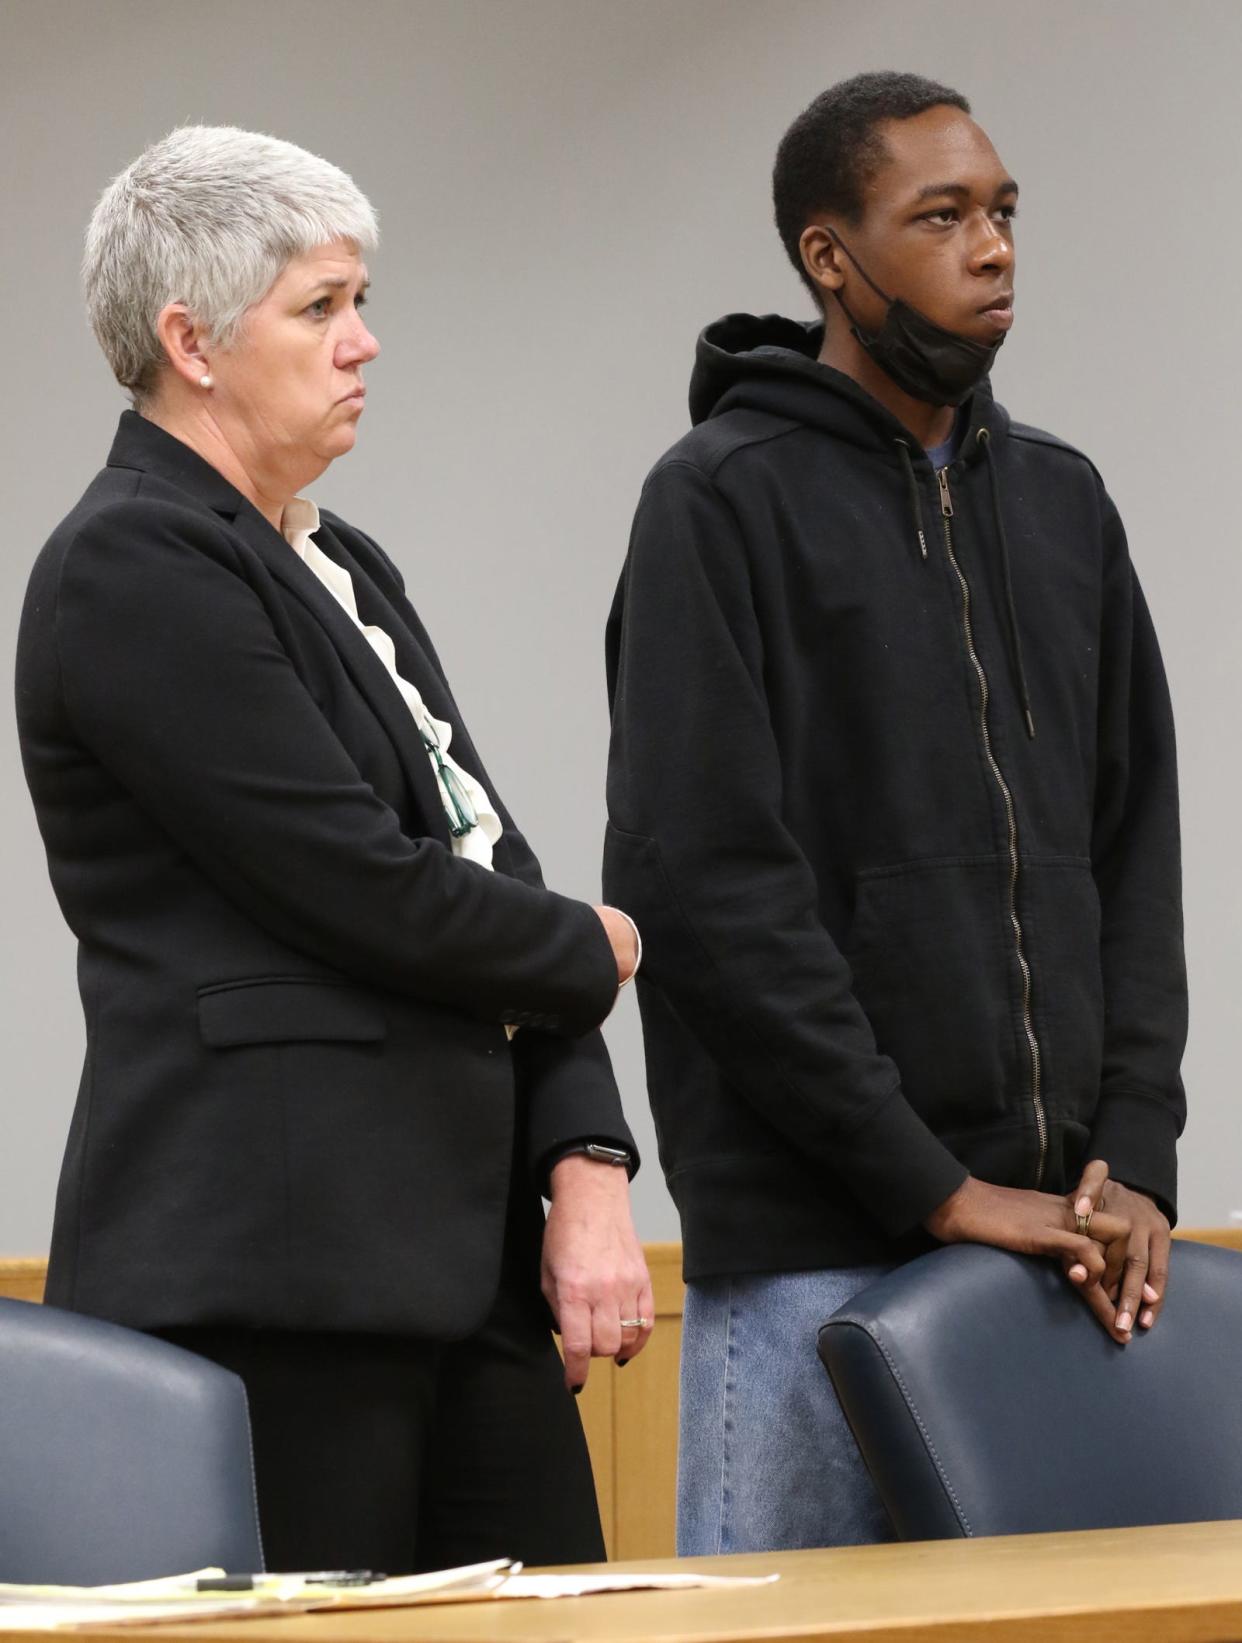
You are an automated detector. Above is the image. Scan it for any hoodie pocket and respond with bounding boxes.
[844,856,1020,1131]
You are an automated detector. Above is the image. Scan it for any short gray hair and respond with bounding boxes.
[84,125,379,403]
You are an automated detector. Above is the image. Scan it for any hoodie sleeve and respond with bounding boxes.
[1086,493,1186,1222]
[604,460,967,1237]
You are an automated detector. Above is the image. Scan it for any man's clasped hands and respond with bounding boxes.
[924,1157,1170,1345]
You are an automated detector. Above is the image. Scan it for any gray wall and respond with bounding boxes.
[3,0,1239,1252]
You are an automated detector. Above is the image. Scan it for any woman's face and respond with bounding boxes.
[209,238,379,482]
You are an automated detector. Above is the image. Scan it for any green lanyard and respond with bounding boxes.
[419,718,478,838]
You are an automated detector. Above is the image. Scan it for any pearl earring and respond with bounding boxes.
[199,373,214,390]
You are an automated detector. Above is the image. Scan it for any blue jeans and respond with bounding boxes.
[677,1267,897,1554]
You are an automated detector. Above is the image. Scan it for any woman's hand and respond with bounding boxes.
[1070,1158,1169,1341]
[593,906,640,987]
[542,1153,654,1393]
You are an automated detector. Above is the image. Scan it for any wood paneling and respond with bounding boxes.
[573,1242,683,1559]
[609,1242,683,1560]
[0,1257,46,1303]
[1171,1224,1242,1251]
[574,1353,615,1553]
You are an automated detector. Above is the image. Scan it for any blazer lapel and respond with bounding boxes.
[324,537,458,727]
[104,413,453,845]
[313,525,524,880]
[231,508,453,845]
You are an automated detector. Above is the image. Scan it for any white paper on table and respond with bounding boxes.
[0,1562,778,1628]
[0,1600,264,1631]
[302,1562,513,1607]
[0,1560,516,1629]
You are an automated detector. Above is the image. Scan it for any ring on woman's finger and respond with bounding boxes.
[619,1316,651,1330]
[1075,1210,1093,1236]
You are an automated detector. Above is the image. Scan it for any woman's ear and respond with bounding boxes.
[155,303,213,390]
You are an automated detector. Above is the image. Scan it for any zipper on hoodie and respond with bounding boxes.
[936,465,1048,1186]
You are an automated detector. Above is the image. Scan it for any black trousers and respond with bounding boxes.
[159,1261,605,1574]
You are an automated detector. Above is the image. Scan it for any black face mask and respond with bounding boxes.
[826,229,1003,407]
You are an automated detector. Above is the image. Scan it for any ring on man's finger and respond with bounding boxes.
[619,1316,651,1330]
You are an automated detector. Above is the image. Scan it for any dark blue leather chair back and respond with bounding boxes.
[0,1298,264,1583]
[818,1241,1242,1540]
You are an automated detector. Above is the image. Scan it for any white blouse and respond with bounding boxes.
[281,498,502,870]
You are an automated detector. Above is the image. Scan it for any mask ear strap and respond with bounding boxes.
[824,226,893,306]
[830,286,869,341]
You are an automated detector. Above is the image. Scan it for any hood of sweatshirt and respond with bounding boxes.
[689,311,1034,735]
[688,312,1010,462]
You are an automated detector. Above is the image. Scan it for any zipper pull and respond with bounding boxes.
[937,466,954,517]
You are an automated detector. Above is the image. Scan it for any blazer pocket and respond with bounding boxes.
[197,977,387,1048]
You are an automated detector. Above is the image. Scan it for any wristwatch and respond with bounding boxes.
[542,1140,634,1196]
[556,1141,633,1169]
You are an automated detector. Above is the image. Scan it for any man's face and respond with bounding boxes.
[831,106,1017,343]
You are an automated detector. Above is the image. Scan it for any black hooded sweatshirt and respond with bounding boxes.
[604,314,1186,1278]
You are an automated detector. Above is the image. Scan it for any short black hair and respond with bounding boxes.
[773,71,970,300]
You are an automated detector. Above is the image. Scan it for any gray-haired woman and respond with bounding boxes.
[17,126,652,1572]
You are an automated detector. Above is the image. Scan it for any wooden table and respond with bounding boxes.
[9,1520,1241,1643]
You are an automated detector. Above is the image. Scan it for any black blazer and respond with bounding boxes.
[16,413,634,1339]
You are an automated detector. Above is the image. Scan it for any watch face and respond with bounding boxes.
[585,1143,631,1165]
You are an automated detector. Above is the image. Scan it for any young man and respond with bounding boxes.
[603,72,1186,1553]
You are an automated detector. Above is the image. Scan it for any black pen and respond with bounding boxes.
[303,1572,386,1587]
[195,1564,382,1590]
[195,1571,385,1592]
